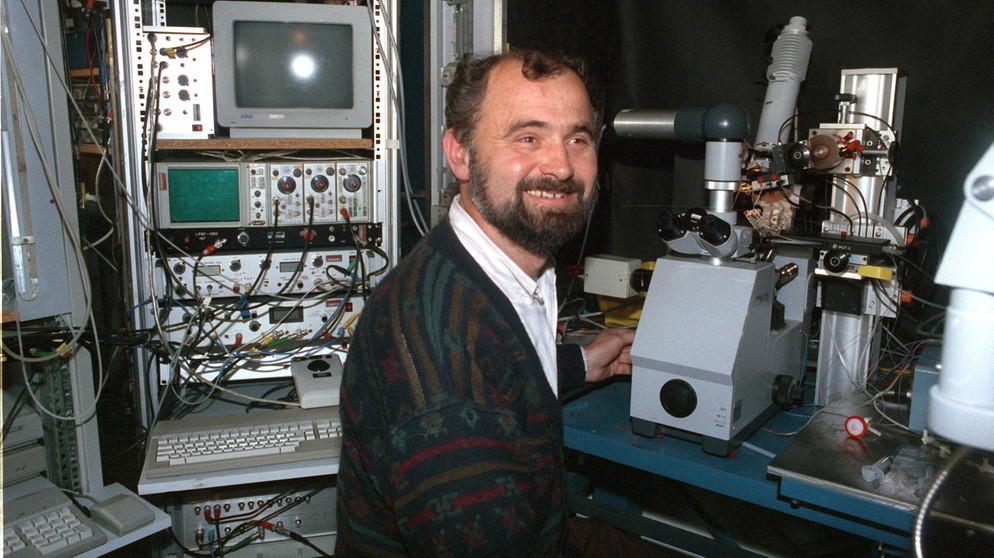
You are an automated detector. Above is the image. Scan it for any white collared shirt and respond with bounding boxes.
[448,195,560,394]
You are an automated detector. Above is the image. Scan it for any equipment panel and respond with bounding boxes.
[164,479,336,556]
[152,159,378,256]
[156,248,364,298]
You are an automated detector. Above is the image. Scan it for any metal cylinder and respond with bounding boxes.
[613,109,679,139]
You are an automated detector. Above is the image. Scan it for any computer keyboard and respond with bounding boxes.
[143,406,342,479]
[3,487,108,558]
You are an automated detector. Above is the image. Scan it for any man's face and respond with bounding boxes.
[463,60,599,258]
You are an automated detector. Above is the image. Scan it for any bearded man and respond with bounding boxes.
[335,49,677,558]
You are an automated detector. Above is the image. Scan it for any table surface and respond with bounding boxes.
[768,390,994,531]
[561,380,992,550]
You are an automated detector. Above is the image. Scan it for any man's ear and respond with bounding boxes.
[442,128,470,182]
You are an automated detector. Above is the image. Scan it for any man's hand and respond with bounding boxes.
[583,328,636,383]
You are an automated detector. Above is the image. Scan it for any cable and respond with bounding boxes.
[557,184,597,317]
[1,386,29,441]
[777,180,854,232]
[740,441,776,460]
[2,13,113,424]
[368,0,430,237]
[1,19,94,364]
[913,444,971,558]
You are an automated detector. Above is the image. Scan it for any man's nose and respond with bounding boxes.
[538,142,574,181]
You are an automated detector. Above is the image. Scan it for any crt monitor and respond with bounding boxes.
[212,1,373,139]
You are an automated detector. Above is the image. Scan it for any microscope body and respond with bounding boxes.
[629,255,809,455]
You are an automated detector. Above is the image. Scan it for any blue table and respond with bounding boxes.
[562,381,918,552]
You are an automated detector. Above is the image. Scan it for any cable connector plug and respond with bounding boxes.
[202,238,227,256]
[158,46,189,59]
[270,523,291,537]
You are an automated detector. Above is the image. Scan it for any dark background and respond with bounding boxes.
[503,0,994,298]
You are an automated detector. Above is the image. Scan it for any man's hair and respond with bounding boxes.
[445,49,604,148]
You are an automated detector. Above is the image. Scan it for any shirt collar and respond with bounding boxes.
[448,194,554,306]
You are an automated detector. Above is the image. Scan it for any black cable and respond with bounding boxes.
[212,485,326,551]
[341,210,369,301]
[894,202,923,227]
[214,511,223,557]
[168,527,212,558]
[832,175,870,237]
[284,529,333,558]
[848,110,899,137]
[1,386,29,441]
[271,197,316,298]
[776,182,855,232]
[308,273,359,340]
[362,243,391,277]
[870,278,901,316]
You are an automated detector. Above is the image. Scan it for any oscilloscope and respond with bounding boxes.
[152,160,380,256]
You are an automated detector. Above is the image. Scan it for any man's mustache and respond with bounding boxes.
[517,177,584,195]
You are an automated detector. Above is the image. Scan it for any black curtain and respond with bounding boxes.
[508,1,994,277]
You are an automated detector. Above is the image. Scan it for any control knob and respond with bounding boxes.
[659,379,697,418]
[342,174,362,193]
[310,175,330,193]
[277,176,297,194]
[823,249,850,274]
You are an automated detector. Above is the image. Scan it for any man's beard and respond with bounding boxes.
[467,155,596,258]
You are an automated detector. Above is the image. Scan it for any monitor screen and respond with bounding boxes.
[212,1,373,139]
[233,21,353,110]
[166,167,241,223]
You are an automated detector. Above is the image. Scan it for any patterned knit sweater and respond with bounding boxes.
[335,219,586,557]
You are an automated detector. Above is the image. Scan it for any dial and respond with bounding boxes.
[342,174,362,193]
[310,175,330,193]
[823,249,850,274]
[659,379,697,418]
[277,176,297,194]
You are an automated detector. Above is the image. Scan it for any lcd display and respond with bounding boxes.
[270,307,304,324]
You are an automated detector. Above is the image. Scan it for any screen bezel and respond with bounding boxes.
[211,1,373,139]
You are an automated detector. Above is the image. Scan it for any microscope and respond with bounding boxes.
[593,17,815,456]
[928,144,994,453]
[592,17,915,455]
[610,103,812,456]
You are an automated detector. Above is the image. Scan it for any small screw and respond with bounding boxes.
[971,175,994,201]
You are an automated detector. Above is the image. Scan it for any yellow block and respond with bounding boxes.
[597,295,645,327]
[857,265,893,281]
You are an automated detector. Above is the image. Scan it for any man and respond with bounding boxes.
[335,50,665,557]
